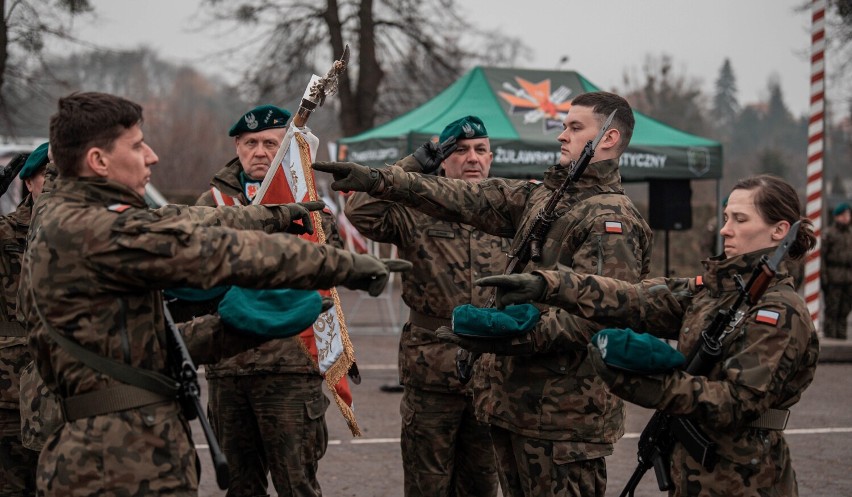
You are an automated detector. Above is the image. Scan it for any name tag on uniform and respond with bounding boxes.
[427,229,455,239]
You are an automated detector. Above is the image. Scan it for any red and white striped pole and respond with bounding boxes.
[804,0,826,331]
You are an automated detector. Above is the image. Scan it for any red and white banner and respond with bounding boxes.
[253,86,360,436]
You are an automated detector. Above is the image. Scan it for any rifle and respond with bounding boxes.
[456,110,617,384]
[0,152,29,196]
[619,220,801,497]
[163,303,230,490]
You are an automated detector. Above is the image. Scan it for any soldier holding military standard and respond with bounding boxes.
[315,91,653,497]
[19,92,406,496]
[479,174,819,496]
[345,115,501,497]
[196,104,341,497]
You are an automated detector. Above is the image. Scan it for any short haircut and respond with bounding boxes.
[49,92,144,176]
[571,91,635,153]
[731,174,817,260]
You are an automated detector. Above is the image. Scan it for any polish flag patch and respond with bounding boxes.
[604,221,623,234]
[107,203,131,213]
[755,310,780,326]
[695,275,704,287]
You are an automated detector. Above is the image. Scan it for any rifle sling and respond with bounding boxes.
[30,280,178,419]
[409,310,451,330]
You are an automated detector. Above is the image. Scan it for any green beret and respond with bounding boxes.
[218,287,322,338]
[20,142,49,179]
[451,303,540,338]
[591,328,685,373]
[228,105,292,137]
[833,202,850,217]
[439,115,488,144]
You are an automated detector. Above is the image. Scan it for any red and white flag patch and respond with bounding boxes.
[605,221,623,234]
[755,310,780,326]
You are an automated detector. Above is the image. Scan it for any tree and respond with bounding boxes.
[29,47,248,196]
[201,0,529,137]
[619,53,710,136]
[0,0,93,134]
[711,58,739,137]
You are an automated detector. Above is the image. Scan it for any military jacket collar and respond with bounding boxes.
[53,177,147,208]
[700,248,789,297]
[210,158,245,198]
[542,158,623,193]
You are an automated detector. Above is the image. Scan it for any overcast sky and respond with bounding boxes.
[68,0,833,118]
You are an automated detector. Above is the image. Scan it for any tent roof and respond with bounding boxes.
[339,67,722,181]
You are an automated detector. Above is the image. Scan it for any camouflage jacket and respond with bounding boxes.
[197,158,342,377]
[372,159,653,448]
[822,222,852,284]
[20,177,365,494]
[0,198,31,409]
[535,249,819,496]
[346,156,510,393]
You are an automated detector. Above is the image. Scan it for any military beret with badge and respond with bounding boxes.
[20,142,50,179]
[586,328,684,408]
[412,115,488,175]
[228,104,292,137]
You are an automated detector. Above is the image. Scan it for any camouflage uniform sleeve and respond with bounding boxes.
[345,191,407,245]
[654,295,816,429]
[196,189,215,207]
[89,208,360,293]
[179,314,270,365]
[535,269,691,338]
[375,166,528,238]
[151,203,297,233]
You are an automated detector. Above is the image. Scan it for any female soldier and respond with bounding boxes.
[476,174,819,497]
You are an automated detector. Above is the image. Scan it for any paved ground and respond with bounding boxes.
[194,323,852,496]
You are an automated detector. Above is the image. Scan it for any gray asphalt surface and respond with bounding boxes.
[194,294,852,496]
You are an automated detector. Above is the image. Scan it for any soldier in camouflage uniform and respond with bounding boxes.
[315,92,654,497]
[821,202,851,339]
[196,105,342,497]
[345,116,501,497]
[479,174,820,497]
[0,143,49,496]
[19,92,406,497]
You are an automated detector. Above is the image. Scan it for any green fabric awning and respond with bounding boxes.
[338,67,722,181]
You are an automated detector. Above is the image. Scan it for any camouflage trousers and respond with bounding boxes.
[823,283,851,339]
[400,387,498,497]
[490,426,607,497]
[0,408,37,496]
[207,373,329,497]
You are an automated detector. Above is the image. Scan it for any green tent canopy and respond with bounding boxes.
[338,67,722,180]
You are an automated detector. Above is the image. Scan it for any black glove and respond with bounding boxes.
[412,136,458,174]
[342,255,413,297]
[586,343,666,409]
[320,296,334,313]
[312,161,381,193]
[282,201,325,235]
[474,273,547,309]
[434,326,535,356]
